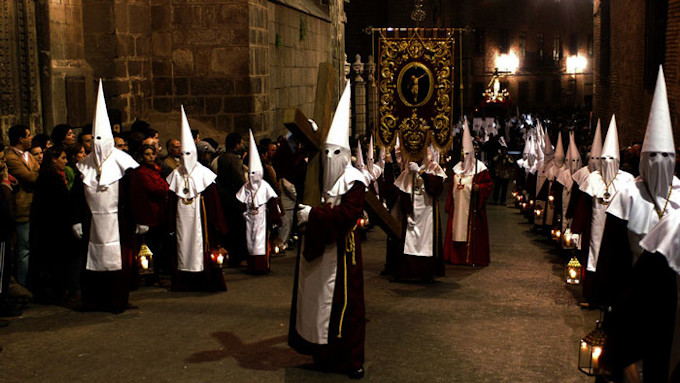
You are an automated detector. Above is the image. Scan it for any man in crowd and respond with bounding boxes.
[217,132,247,267]
[6,124,39,287]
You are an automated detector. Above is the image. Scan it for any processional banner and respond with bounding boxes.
[375,28,455,160]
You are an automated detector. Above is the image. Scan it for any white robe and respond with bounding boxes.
[85,181,122,271]
[236,181,278,256]
[607,176,680,262]
[580,170,636,271]
[176,197,204,272]
[295,165,366,345]
[403,173,434,257]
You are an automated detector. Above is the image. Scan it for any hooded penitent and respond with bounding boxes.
[77,80,139,188]
[322,82,367,197]
[366,135,383,181]
[354,140,372,185]
[236,129,278,257]
[423,144,447,179]
[640,66,677,208]
[588,119,603,172]
[455,119,477,175]
[600,115,620,186]
[167,106,217,200]
[568,131,581,174]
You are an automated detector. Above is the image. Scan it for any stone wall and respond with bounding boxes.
[267,1,334,138]
[593,0,680,147]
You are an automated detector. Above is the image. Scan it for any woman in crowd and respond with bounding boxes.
[28,146,77,304]
[65,143,86,191]
[50,124,76,149]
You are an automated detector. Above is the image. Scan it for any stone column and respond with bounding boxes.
[365,54,377,138]
[352,54,365,138]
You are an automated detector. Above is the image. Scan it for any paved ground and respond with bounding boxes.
[0,201,599,382]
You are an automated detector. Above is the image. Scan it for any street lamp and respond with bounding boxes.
[495,52,519,74]
[566,55,587,105]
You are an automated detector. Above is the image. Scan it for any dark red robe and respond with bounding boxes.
[443,170,493,266]
[288,183,365,374]
[168,184,228,292]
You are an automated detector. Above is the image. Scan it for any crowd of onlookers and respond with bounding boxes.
[0,115,310,326]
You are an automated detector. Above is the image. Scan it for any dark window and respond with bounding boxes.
[475,29,485,56]
[519,32,527,58]
[553,34,561,63]
[644,0,668,90]
[499,29,509,54]
[537,33,544,62]
[587,34,593,56]
[600,0,611,80]
[570,33,578,55]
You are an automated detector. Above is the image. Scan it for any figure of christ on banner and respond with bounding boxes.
[398,62,433,107]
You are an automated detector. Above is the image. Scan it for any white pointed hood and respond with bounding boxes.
[543,128,554,161]
[323,82,365,195]
[93,80,114,167]
[236,129,277,207]
[354,140,365,171]
[600,115,620,185]
[247,129,264,187]
[553,132,565,166]
[325,82,351,150]
[642,66,675,154]
[588,119,603,171]
[567,131,581,173]
[167,106,216,199]
[77,80,138,188]
[640,65,677,208]
[459,118,476,174]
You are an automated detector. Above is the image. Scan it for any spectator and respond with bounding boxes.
[6,125,39,286]
[217,132,247,267]
[29,144,43,166]
[32,133,51,149]
[108,109,122,134]
[78,124,93,154]
[0,143,23,318]
[50,124,76,148]
[197,140,216,168]
[161,138,181,179]
[29,146,76,304]
[114,133,128,152]
[64,143,86,191]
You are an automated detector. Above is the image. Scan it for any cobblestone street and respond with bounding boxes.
[0,202,599,382]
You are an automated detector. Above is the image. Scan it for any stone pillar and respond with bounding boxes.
[365,54,377,138]
[352,54,365,138]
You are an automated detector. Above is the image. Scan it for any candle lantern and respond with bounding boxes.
[578,320,607,376]
[550,228,562,241]
[137,243,154,275]
[209,246,229,266]
[357,213,369,229]
[566,257,582,284]
[561,229,580,249]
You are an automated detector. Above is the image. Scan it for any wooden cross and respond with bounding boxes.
[283,62,402,240]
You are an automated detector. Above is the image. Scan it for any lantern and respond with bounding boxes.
[561,229,580,249]
[550,228,562,241]
[210,246,229,266]
[566,257,582,284]
[578,320,607,376]
[357,214,369,229]
[137,243,154,275]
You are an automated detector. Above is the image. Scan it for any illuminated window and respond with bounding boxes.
[553,34,561,63]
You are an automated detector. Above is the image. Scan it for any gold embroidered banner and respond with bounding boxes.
[375,28,455,160]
